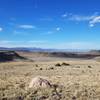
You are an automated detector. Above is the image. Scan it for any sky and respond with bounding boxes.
[0,0,100,49]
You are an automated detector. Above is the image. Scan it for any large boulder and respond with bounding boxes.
[29,76,52,89]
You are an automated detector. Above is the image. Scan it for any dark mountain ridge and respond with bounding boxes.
[0,51,27,62]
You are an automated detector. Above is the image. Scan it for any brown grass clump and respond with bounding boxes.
[55,63,61,67]
[55,62,70,67]
[35,64,39,67]
[61,62,70,66]
[88,65,92,68]
[39,68,43,70]
[48,67,54,70]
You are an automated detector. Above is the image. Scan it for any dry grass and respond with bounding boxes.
[0,59,100,99]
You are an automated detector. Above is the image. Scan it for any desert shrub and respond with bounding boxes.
[88,65,92,68]
[39,68,43,70]
[61,62,70,66]
[55,63,61,67]
[35,64,38,67]
[48,67,54,70]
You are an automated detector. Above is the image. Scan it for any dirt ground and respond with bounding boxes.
[0,57,100,100]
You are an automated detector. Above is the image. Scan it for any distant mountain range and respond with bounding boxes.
[0,47,44,52]
[0,47,59,52]
[0,47,98,52]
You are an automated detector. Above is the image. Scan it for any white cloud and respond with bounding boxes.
[62,12,100,27]
[62,13,68,18]
[18,25,36,29]
[68,15,91,21]
[89,24,94,27]
[56,27,61,31]
[89,16,100,27]
[62,13,72,18]
[43,27,61,35]
[63,12,98,21]
[0,27,3,32]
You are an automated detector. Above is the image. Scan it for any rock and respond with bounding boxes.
[29,76,51,89]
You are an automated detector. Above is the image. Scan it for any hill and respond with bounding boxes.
[0,51,27,62]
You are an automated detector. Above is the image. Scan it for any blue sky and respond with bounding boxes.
[0,0,100,49]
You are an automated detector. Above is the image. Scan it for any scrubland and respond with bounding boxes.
[0,58,100,100]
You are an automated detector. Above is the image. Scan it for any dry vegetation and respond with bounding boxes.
[0,57,100,99]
